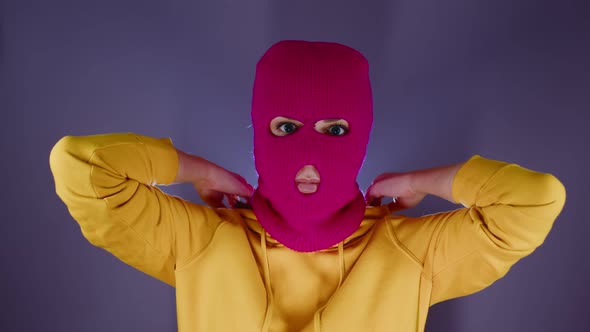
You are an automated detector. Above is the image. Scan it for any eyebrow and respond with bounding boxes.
[275,117,345,124]
[275,117,302,123]
[317,118,345,123]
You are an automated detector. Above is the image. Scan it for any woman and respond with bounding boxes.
[49,40,566,331]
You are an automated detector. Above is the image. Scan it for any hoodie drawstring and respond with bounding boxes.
[261,231,274,332]
[313,241,345,332]
[338,242,345,287]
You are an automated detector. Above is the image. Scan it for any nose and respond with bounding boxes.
[295,165,320,194]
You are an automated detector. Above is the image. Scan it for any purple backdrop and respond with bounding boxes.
[2,0,588,331]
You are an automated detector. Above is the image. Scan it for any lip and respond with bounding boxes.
[296,182,319,194]
[295,179,320,184]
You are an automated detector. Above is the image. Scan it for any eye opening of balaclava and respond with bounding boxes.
[250,40,373,252]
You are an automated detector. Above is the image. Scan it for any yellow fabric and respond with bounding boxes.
[49,133,566,332]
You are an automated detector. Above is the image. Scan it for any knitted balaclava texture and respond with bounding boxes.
[250,40,373,252]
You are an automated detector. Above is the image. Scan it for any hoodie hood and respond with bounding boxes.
[237,205,391,250]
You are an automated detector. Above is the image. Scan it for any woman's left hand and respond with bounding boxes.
[364,172,426,212]
[365,162,464,211]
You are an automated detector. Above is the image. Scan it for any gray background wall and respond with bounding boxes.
[2,0,588,331]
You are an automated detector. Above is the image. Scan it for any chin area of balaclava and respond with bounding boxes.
[250,40,373,252]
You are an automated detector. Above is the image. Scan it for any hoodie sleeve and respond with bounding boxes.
[49,133,223,287]
[389,155,566,305]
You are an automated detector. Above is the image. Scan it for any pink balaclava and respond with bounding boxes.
[250,40,373,252]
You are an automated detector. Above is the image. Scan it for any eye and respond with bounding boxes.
[277,122,298,134]
[314,119,350,136]
[270,117,304,136]
[326,125,348,136]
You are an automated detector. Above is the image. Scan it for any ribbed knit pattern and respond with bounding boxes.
[250,40,373,252]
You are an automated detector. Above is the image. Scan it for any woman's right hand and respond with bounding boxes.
[175,150,254,208]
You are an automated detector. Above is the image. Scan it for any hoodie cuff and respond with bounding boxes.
[451,155,509,207]
[136,135,179,186]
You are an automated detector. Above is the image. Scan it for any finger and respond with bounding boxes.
[229,172,255,196]
[227,194,238,208]
[365,180,391,202]
[230,194,251,208]
[199,189,226,208]
[386,196,415,212]
[364,184,381,206]
[240,181,255,197]
[215,171,255,197]
[367,196,382,207]
[222,195,233,209]
[364,185,383,204]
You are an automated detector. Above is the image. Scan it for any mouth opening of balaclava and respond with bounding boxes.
[250,40,373,252]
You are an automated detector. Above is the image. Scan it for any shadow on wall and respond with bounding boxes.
[425,302,459,332]
[0,18,4,68]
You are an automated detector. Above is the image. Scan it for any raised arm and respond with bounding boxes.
[374,155,566,305]
[49,133,227,286]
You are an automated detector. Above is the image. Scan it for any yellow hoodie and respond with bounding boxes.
[49,133,566,332]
